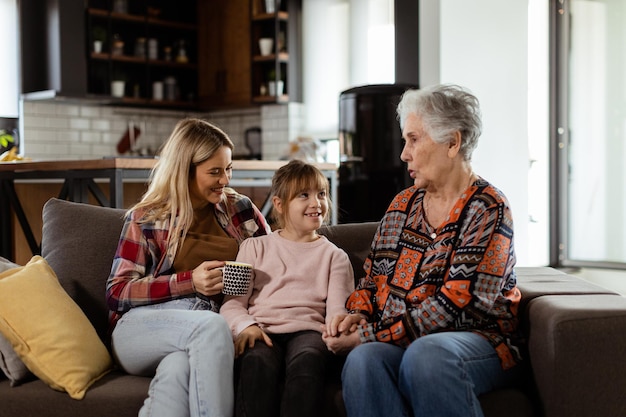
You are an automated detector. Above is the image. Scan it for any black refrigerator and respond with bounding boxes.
[337,84,417,223]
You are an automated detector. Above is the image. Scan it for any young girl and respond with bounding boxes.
[220,159,354,417]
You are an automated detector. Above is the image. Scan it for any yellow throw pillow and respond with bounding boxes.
[0,256,113,399]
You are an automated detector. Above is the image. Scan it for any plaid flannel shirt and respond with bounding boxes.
[106,187,271,331]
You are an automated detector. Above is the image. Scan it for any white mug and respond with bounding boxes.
[221,261,253,296]
[259,38,273,56]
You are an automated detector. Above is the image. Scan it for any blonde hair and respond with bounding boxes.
[130,118,234,251]
[270,160,330,229]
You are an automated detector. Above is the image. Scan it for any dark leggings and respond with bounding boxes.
[234,330,331,417]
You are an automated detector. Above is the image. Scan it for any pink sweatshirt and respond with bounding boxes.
[220,231,355,337]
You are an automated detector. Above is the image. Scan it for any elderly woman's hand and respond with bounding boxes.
[192,260,225,296]
[322,313,367,355]
[325,313,367,336]
[322,327,362,355]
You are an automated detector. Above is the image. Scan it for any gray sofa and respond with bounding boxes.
[2,197,626,417]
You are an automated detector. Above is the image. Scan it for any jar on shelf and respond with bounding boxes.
[164,46,172,61]
[176,40,189,64]
[134,38,146,58]
[111,34,124,56]
[164,77,177,101]
[113,0,128,14]
[148,38,158,60]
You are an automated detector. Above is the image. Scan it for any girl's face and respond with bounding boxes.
[276,187,328,235]
[189,146,233,205]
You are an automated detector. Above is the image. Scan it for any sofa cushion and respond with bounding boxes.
[0,370,149,417]
[0,256,19,273]
[0,256,113,399]
[318,222,378,279]
[0,331,32,386]
[41,198,127,346]
[515,267,617,313]
[527,293,626,417]
[0,256,33,385]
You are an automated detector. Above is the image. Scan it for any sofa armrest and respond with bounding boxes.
[527,294,626,417]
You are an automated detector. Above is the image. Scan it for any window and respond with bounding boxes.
[302,0,394,138]
[552,0,626,267]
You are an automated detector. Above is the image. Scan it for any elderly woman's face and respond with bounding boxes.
[189,145,233,205]
[400,113,453,187]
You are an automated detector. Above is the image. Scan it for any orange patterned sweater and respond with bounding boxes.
[347,178,523,369]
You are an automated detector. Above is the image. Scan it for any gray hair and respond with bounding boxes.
[396,84,482,161]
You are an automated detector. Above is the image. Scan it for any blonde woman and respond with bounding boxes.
[106,118,271,417]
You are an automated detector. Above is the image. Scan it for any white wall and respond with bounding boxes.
[420,0,550,267]
[0,0,19,117]
[302,0,395,139]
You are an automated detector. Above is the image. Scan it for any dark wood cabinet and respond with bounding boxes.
[197,0,252,109]
[20,0,300,110]
[85,0,199,108]
[197,0,301,108]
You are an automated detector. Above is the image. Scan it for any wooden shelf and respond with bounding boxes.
[250,0,299,105]
[116,97,199,109]
[87,8,196,31]
[90,52,197,69]
[252,52,289,62]
[252,11,289,21]
[252,94,289,104]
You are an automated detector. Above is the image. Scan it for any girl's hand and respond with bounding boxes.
[234,325,273,358]
[192,261,225,296]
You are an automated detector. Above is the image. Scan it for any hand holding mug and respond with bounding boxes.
[192,260,225,296]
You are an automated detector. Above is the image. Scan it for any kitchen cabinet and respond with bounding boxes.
[197,0,252,109]
[85,0,199,108]
[19,0,300,110]
[250,0,301,104]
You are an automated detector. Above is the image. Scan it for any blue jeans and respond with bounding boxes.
[341,332,520,417]
[112,299,234,417]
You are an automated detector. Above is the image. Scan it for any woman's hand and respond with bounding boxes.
[234,325,273,358]
[322,328,362,355]
[325,313,367,336]
[322,313,367,355]
[192,260,225,296]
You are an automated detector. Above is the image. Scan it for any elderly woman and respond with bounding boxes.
[323,84,523,417]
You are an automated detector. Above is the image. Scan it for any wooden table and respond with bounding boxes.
[0,158,338,260]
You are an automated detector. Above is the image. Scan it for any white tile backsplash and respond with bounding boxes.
[20,101,302,161]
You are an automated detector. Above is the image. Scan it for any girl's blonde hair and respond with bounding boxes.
[130,118,234,250]
[270,159,330,229]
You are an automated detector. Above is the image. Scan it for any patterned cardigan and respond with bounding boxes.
[347,178,523,369]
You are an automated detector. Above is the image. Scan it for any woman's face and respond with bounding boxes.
[400,113,454,188]
[189,146,233,205]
